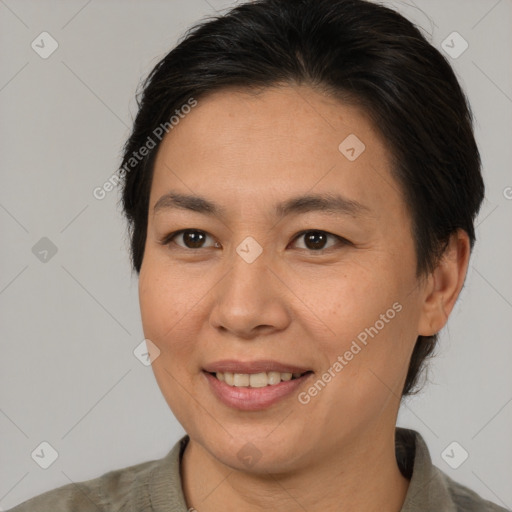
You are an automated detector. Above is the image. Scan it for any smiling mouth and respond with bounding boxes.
[206,370,313,388]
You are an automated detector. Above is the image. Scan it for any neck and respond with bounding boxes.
[180,425,410,512]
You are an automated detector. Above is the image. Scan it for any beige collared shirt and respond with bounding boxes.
[8,428,508,511]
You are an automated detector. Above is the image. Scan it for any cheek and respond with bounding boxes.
[138,257,202,362]
[138,260,206,426]
[317,262,398,333]
[311,260,416,396]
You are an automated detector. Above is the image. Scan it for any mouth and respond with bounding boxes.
[205,370,313,388]
[201,362,315,411]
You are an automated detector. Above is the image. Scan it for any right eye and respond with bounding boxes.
[160,229,221,250]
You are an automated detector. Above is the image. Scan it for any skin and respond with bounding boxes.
[138,85,470,511]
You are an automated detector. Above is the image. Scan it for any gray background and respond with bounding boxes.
[1,0,511,509]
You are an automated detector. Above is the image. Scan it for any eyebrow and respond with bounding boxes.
[153,191,371,219]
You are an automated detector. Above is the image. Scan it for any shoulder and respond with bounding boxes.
[396,428,508,512]
[7,453,170,512]
[435,467,509,512]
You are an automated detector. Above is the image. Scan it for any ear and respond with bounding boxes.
[417,229,471,336]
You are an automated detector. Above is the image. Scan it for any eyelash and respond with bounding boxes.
[159,229,351,253]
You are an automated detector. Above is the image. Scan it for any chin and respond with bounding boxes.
[197,425,310,474]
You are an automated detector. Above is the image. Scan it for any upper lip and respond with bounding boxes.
[203,359,312,374]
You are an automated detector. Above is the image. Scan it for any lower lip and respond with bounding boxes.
[203,371,313,411]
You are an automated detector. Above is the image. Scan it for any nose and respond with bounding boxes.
[209,248,291,340]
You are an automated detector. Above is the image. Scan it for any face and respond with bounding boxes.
[138,85,428,473]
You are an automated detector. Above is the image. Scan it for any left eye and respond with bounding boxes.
[161,229,348,251]
[291,230,347,251]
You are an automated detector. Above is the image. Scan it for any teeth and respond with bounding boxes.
[268,371,282,385]
[250,373,268,388]
[233,373,250,386]
[214,371,306,387]
[224,372,234,386]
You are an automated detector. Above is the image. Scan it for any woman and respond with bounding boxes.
[8,0,507,510]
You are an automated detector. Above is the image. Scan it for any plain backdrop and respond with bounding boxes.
[1,0,511,509]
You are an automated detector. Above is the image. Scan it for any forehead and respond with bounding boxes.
[150,85,404,220]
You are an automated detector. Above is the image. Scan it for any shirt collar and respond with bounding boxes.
[145,428,456,512]
[397,427,457,511]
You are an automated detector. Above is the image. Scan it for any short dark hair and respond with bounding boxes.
[119,0,484,397]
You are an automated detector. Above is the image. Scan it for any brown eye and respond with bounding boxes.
[181,230,207,248]
[163,229,219,249]
[161,229,348,252]
[292,230,347,251]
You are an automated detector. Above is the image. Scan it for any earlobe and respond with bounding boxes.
[417,229,471,336]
